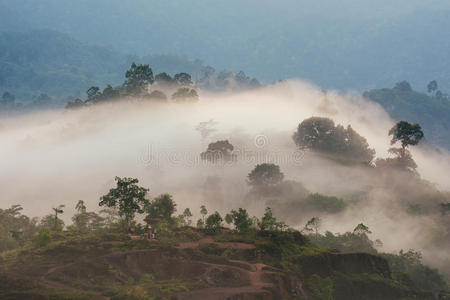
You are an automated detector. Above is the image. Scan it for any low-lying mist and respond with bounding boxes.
[1,80,449,273]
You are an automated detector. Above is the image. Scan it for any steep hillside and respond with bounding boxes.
[1,0,450,90]
[363,84,450,149]
[0,30,125,99]
[0,229,443,300]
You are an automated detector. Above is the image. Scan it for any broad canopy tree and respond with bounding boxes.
[99,177,149,229]
[389,121,424,153]
[376,121,424,172]
[200,140,235,162]
[124,63,154,95]
[293,117,375,164]
[247,163,284,187]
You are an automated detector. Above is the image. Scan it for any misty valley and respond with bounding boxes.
[1,2,450,299]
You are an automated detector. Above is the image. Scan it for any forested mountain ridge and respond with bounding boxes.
[1,0,450,91]
[0,30,258,103]
[363,82,450,149]
[0,29,124,99]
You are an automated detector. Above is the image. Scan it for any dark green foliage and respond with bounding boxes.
[124,63,154,95]
[205,212,222,234]
[99,177,149,228]
[258,207,286,231]
[225,208,253,233]
[389,121,424,150]
[293,117,375,164]
[146,194,177,221]
[247,163,284,187]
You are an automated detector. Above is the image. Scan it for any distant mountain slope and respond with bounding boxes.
[0,29,257,103]
[363,85,450,149]
[0,30,125,99]
[1,0,450,91]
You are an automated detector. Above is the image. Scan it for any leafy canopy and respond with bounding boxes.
[247,163,284,187]
[99,177,149,226]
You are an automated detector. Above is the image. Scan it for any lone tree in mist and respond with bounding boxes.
[293,117,375,164]
[124,63,154,95]
[389,121,424,155]
[99,177,149,229]
[200,140,236,162]
[247,163,284,187]
[376,121,424,172]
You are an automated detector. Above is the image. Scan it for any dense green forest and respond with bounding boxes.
[1,0,450,91]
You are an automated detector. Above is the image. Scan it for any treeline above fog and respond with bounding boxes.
[2,0,450,91]
[0,30,260,105]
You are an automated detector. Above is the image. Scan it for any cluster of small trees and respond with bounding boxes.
[66,63,199,108]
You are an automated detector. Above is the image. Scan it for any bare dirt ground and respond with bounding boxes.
[177,236,255,250]
[39,238,309,299]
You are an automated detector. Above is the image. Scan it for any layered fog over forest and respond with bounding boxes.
[1,79,449,268]
[0,1,449,299]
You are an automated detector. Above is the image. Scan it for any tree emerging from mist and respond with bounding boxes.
[376,121,424,172]
[200,140,236,163]
[293,117,375,164]
[247,163,284,187]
